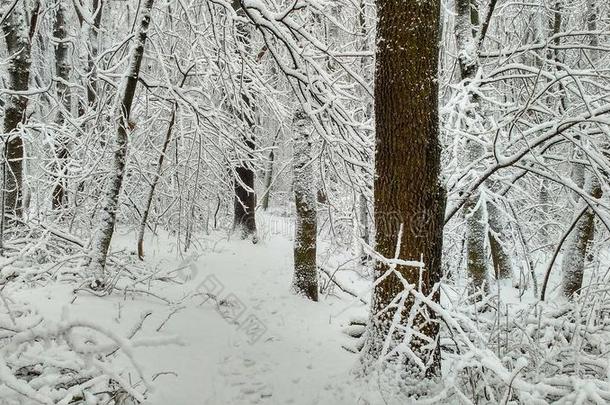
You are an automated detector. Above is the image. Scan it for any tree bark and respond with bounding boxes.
[465,191,487,291]
[87,0,104,106]
[561,184,598,298]
[260,153,273,211]
[88,0,154,283]
[455,0,512,287]
[455,0,488,292]
[291,110,318,301]
[365,0,445,378]
[561,0,601,298]
[231,1,257,239]
[1,0,32,220]
[260,132,279,211]
[52,0,71,210]
[487,202,512,279]
[73,0,104,107]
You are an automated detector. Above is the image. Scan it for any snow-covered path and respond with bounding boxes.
[17,229,369,404]
[145,235,361,404]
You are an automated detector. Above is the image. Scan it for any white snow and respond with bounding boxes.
[8,217,372,405]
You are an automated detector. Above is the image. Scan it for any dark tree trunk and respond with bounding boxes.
[365,0,445,378]
[291,110,318,301]
[234,159,257,238]
[52,0,71,210]
[1,0,32,220]
[231,1,257,239]
[88,0,154,283]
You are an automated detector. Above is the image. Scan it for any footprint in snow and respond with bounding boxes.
[219,355,274,404]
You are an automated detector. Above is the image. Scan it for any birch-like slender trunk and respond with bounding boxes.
[1,0,32,220]
[52,0,71,210]
[455,0,512,288]
[358,0,372,264]
[487,202,512,279]
[73,0,104,108]
[260,132,279,211]
[291,110,318,301]
[87,0,104,106]
[455,0,488,292]
[561,1,601,298]
[88,0,154,284]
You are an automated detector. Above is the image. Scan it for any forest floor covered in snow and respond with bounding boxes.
[2,213,610,404]
[2,214,379,405]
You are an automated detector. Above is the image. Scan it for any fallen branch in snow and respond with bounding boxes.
[0,296,179,404]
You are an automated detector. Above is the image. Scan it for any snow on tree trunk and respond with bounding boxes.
[1,0,32,220]
[455,0,488,292]
[455,0,512,288]
[357,0,372,265]
[465,189,488,292]
[231,0,257,240]
[88,0,154,284]
[365,0,445,378]
[73,0,104,107]
[291,110,318,302]
[560,1,602,299]
[87,0,104,106]
[487,201,512,279]
[52,0,71,210]
[561,185,598,298]
[234,160,257,239]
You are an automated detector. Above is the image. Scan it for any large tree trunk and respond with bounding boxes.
[231,1,257,239]
[365,0,445,378]
[88,0,154,284]
[291,110,318,301]
[1,0,32,220]
[52,0,71,210]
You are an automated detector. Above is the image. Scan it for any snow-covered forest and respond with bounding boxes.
[0,0,609,403]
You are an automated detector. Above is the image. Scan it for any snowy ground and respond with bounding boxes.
[6,214,605,404]
[9,216,376,405]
